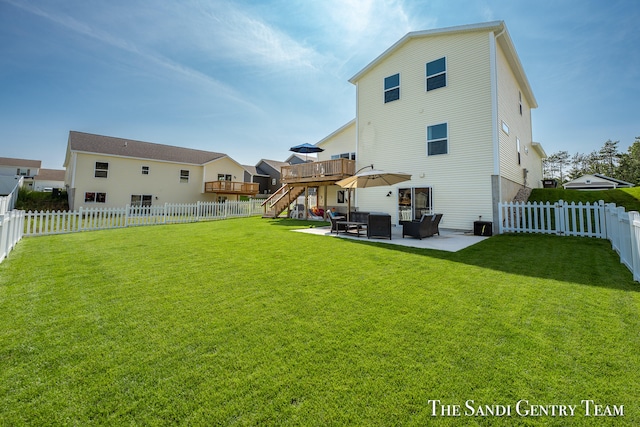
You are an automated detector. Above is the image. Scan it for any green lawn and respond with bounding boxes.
[1,217,639,425]
[530,187,640,212]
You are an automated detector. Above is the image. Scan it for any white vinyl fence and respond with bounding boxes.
[23,200,263,236]
[0,208,24,263]
[498,199,606,238]
[498,199,640,282]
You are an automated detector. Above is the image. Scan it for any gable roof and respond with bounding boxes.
[563,174,635,189]
[67,131,227,165]
[242,165,268,177]
[0,157,41,168]
[35,168,65,181]
[258,159,289,171]
[594,174,635,187]
[348,20,537,108]
[316,119,355,148]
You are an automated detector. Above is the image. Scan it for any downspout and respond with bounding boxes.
[490,26,505,232]
[354,81,360,213]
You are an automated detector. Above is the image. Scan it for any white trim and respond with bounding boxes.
[501,121,510,135]
[383,72,400,103]
[71,152,77,188]
[490,32,500,176]
[425,56,447,92]
[316,119,356,147]
[426,122,449,156]
[349,21,504,83]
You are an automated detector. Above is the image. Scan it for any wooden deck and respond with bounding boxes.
[204,181,259,196]
[281,159,355,186]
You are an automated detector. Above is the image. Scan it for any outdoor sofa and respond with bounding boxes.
[402,213,442,239]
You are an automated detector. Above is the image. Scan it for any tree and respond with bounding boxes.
[599,139,620,177]
[617,136,640,184]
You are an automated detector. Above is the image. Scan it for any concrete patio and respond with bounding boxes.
[293,225,489,252]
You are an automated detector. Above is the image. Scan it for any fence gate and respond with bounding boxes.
[498,200,606,238]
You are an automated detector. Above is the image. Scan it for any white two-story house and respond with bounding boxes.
[280,21,546,230]
[64,131,258,210]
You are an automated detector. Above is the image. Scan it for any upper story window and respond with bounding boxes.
[141,166,149,175]
[95,162,109,178]
[519,91,523,116]
[427,123,448,156]
[426,57,446,91]
[16,168,30,176]
[384,73,400,103]
[501,121,510,135]
[180,169,189,183]
[331,152,356,160]
[218,174,232,181]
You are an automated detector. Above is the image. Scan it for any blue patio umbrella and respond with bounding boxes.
[289,143,324,161]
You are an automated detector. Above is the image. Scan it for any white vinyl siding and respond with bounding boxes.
[496,41,539,190]
[353,31,495,229]
[69,153,215,209]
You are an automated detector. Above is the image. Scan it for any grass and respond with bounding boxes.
[530,188,640,212]
[1,217,639,425]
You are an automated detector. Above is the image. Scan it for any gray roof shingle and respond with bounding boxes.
[68,131,227,165]
[0,157,41,168]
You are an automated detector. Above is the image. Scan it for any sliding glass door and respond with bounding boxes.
[398,187,432,221]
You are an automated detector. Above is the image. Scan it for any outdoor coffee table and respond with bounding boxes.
[336,221,367,237]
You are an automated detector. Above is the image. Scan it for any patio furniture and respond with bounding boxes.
[402,213,443,239]
[336,220,368,237]
[328,210,347,233]
[367,213,391,239]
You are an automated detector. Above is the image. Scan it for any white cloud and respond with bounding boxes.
[3,0,261,111]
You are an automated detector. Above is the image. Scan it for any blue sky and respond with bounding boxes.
[1,0,638,169]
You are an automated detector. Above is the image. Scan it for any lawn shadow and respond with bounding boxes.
[300,229,639,292]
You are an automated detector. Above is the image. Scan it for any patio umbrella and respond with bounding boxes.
[336,168,411,220]
[335,169,411,189]
[289,143,324,161]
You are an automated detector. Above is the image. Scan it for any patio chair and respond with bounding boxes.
[402,214,441,239]
[327,210,347,233]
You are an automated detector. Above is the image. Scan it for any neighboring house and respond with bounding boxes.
[0,157,41,190]
[242,164,270,197]
[291,21,546,230]
[253,155,309,195]
[563,174,635,190]
[285,154,313,164]
[63,131,258,210]
[33,168,66,191]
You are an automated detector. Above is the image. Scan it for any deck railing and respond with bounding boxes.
[204,181,259,195]
[281,159,355,184]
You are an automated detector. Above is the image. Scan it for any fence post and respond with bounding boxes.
[555,200,564,235]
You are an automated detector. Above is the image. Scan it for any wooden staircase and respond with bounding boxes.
[261,185,305,218]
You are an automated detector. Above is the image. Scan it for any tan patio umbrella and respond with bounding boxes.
[336,167,412,220]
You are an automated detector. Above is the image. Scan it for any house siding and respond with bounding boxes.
[69,153,218,209]
[317,121,356,212]
[203,157,247,194]
[354,31,496,229]
[496,42,542,200]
